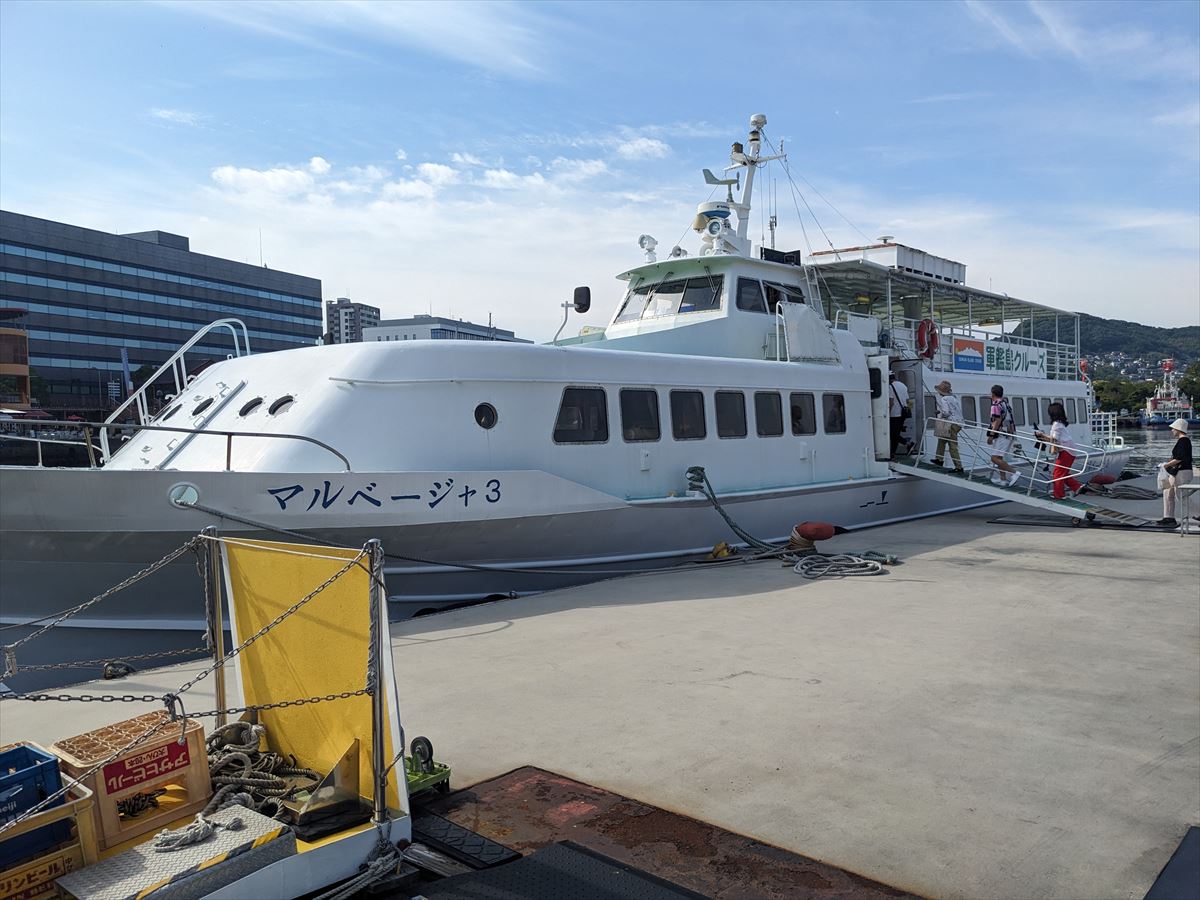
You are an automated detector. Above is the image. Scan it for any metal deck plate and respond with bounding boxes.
[418,841,707,900]
[411,810,520,869]
[57,806,296,900]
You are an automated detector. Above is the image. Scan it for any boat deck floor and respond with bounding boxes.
[6,479,1198,899]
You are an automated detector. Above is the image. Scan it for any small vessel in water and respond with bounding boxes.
[1139,359,1197,429]
[0,113,1129,684]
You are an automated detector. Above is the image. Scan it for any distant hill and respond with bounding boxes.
[1011,313,1199,362]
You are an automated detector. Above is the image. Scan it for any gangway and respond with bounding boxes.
[891,419,1153,528]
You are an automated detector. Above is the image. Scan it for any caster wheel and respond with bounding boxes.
[1071,518,1083,527]
[410,736,435,774]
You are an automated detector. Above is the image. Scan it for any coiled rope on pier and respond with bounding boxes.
[685,466,896,578]
[152,721,322,851]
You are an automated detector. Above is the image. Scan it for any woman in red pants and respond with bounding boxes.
[1034,402,1084,500]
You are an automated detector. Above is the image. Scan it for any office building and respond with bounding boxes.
[0,307,31,410]
[364,315,530,344]
[325,297,380,344]
[0,210,323,410]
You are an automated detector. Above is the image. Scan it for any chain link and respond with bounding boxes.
[11,645,210,673]
[1,692,162,703]
[188,689,371,719]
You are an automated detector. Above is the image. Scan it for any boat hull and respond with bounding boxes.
[0,453,1128,690]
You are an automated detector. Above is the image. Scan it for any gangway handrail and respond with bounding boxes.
[1,419,351,471]
[102,319,252,460]
[918,416,1110,495]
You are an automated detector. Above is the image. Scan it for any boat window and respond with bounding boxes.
[268,395,295,415]
[1074,399,1087,423]
[1041,398,1052,422]
[869,367,882,399]
[670,390,706,440]
[553,387,608,443]
[963,396,977,424]
[616,276,725,322]
[755,391,784,436]
[823,393,847,434]
[924,395,937,425]
[736,278,767,313]
[679,275,724,313]
[191,397,213,417]
[980,397,993,423]
[238,397,263,417]
[763,282,806,313]
[715,391,747,438]
[620,389,660,442]
[161,404,181,422]
[1026,398,1040,426]
[789,392,816,435]
[474,403,498,429]
[1012,397,1027,426]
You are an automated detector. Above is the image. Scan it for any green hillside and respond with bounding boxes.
[1012,314,1199,361]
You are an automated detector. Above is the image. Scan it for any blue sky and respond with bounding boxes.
[1,0,1197,339]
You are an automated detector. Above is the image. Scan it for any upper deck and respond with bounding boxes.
[806,241,1084,381]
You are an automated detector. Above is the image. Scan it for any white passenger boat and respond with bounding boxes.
[0,114,1128,686]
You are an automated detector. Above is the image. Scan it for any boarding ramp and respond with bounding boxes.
[891,419,1153,527]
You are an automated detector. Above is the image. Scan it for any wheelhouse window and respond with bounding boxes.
[763,281,806,313]
[620,389,660,442]
[670,390,706,440]
[614,275,725,323]
[715,391,747,438]
[736,277,767,313]
[755,391,784,436]
[789,392,816,435]
[823,393,847,434]
[553,387,608,443]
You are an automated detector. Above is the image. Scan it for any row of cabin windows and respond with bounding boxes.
[955,395,1088,428]
[554,387,848,445]
[613,275,808,323]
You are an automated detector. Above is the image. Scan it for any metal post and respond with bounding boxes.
[225,434,232,472]
[366,539,388,825]
[83,426,97,469]
[203,525,228,728]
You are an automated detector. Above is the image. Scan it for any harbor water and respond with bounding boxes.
[1117,428,1182,475]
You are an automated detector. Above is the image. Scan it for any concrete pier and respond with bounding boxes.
[4,498,1198,898]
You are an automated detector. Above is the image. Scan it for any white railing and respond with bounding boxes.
[101,319,251,461]
[915,417,1113,494]
[1088,411,1125,449]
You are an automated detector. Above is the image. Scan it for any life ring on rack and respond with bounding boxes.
[915,318,940,359]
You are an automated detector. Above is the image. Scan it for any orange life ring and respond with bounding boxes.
[916,318,939,359]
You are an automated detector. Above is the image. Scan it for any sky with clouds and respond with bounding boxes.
[1,0,1197,339]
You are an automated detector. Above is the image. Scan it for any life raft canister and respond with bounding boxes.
[916,318,940,359]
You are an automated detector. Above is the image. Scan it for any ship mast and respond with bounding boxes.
[693,114,785,257]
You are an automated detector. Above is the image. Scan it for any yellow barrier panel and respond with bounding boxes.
[220,537,403,813]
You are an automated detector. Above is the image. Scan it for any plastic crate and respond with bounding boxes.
[0,744,71,870]
[0,782,95,899]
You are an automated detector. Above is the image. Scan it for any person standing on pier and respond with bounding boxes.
[1034,402,1084,500]
[1159,418,1193,527]
[931,380,965,473]
[987,385,1020,486]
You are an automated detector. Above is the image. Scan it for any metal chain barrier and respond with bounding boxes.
[10,645,210,674]
[1,536,204,678]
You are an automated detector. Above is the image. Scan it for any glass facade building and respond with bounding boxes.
[0,210,322,409]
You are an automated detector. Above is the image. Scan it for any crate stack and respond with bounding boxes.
[50,712,211,853]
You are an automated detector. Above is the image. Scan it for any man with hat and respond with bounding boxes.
[1159,418,1193,527]
[931,380,965,473]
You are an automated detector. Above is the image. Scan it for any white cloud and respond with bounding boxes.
[480,168,546,190]
[395,148,408,161]
[167,0,555,77]
[1152,104,1200,128]
[615,137,671,159]
[211,163,314,195]
[380,179,436,200]
[451,152,485,167]
[548,157,608,182]
[308,156,331,175]
[149,107,203,126]
[416,162,458,186]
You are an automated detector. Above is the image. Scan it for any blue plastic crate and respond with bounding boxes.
[0,743,72,869]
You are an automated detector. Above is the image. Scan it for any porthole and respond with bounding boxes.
[161,404,181,421]
[474,403,498,429]
[167,483,200,508]
[239,397,264,416]
[192,398,213,416]
[269,395,295,415]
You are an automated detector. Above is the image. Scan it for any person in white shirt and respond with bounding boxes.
[931,380,965,473]
[888,373,910,457]
[1033,402,1084,500]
